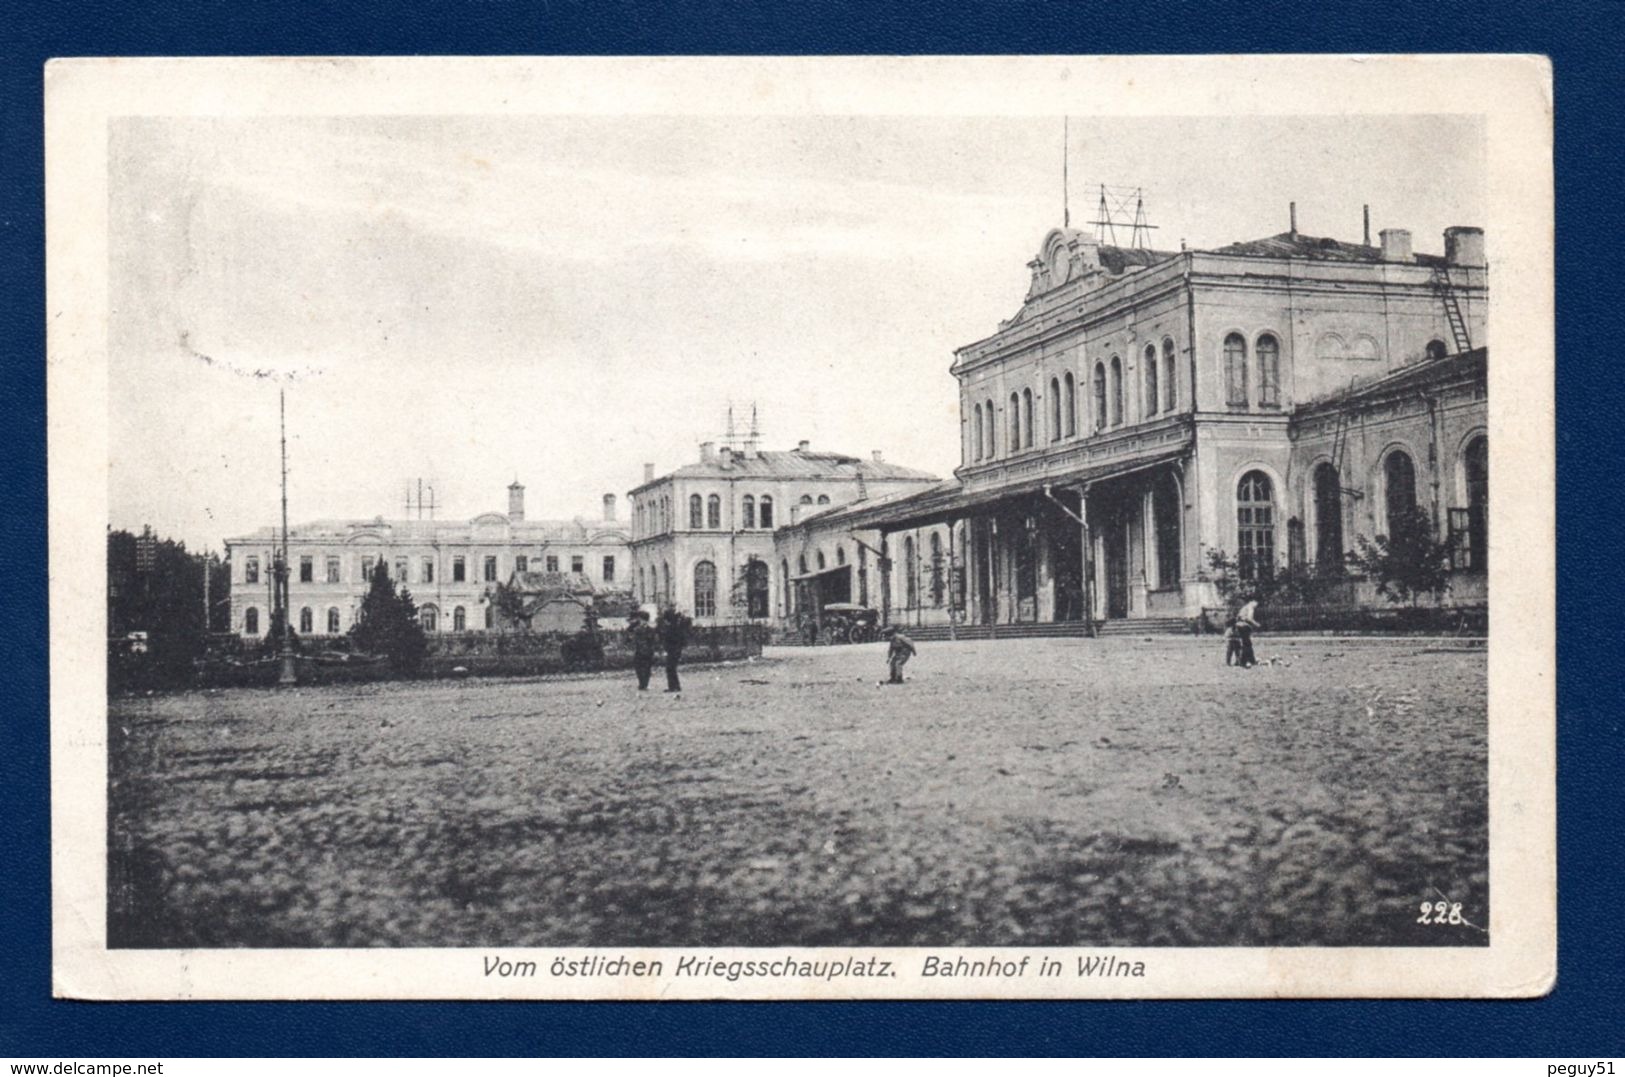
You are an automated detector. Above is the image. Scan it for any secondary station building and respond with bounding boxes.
[827,210,1489,629]
[223,482,630,638]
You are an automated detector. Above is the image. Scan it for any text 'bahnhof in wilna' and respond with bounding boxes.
[226,205,1488,639]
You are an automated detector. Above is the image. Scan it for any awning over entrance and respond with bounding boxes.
[845,444,1191,531]
[789,564,854,584]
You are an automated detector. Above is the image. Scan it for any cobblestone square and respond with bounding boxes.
[109,636,1487,948]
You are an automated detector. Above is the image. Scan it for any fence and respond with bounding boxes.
[111,625,769,692]
[1198,603,1487,636]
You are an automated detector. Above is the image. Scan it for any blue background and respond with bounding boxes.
[3,0,1620,1057]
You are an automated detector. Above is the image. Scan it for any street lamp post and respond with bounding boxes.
[276,387,298,686]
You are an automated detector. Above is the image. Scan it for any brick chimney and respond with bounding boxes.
[643,462,655,483]
[699,441,716,464]
[718,446,734,469]
[1444,226,1486,268]
[872,450,884,463]
[507,481,525,522]
[796,439,810,453]
[602,493,617,522]
[1379,228,1413,263]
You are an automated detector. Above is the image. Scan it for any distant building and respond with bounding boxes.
[836,215,1489,625]
[223,483,629,638]
[626,441,939,624]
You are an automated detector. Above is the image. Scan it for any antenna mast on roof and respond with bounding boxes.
[1091,183,1159,249]
[1062,116,1070,229]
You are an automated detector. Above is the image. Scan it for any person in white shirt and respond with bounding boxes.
[1235,596,1260,668]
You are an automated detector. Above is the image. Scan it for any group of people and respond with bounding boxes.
[1223,596,1261,668]
[624,606,693,693]
[621,606,920,693]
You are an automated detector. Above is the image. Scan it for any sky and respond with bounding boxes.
[108,113,1485,550]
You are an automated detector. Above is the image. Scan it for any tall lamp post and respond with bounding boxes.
[276,386,298,686]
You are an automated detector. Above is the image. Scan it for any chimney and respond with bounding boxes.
[719,446,734,470]
[507,481,525,522]
[872,450,884,462]
[602,493,617,522]
[796,439,810,453]
[699,441,716,464]
[1363,204,1371,246]
[1444,226,1486,268]
[643,462,655,483]
[1288,201,1297,237]
[1379,228,1413,263]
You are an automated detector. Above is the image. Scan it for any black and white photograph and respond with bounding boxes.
[47,55,1554,999]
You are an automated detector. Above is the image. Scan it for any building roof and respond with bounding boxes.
[649,448,939,486]
[777,480,955,533]
[1295,347,1486,418]
[507,570,599,596]
[1204,231,1447,267]
[226,514,628,546]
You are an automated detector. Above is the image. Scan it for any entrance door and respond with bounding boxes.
[1104,522,1129,619]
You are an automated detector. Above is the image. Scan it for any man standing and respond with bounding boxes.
[881,626,916,685]
[626,610,657,691]
[657,605,693,693]
[1235,595,1260,669]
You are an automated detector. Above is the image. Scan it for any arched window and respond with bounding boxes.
[299,607,313,634]
[420,604,438,632]
[1426,339,1449,360]
[817,494,830,505]
[780,558,791,615]
[973,403,984,460]
[688,494,703,529]
[1154,476,1181,586]
[706,494,721,529]
[1463,436,1488,572]
[799,494,813,506]
[1049,378,1061,441]
[661,562,670,604]
[903,535,918,608]
[1144,344,1159,416]
[1237,470,1276,582]
[742,495,756,529]
[816,550,826,570]
[1109,356,1124,426]
[1225,333,1249,406]
[453,605,466,632]
[327,607,340,634]
[984,399,996,457]
[484,604,494,629]
[745,559,769,618]
[1257,333,1281,407]
[1064,372,1077,436]
[244,607,259,635]
[759,495,774,528]
[798,554,808,575]
[1009,392,1021,451]
[1162,338,1177,412]
[929,531,944,607]
[831,546,842,566]
[1313,463,1344,568]
[1092,363,1107,431]
[1383,451,1417,533]
[1022,388,1035,447]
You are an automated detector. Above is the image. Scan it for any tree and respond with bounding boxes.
[491,580,535,632]
[1348,506,1454,607]
[348,562,427,670]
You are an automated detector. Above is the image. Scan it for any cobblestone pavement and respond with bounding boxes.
[108,636,1487,948]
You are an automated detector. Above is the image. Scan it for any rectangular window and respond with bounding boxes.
[361,556,375,583]
[515,555,528,573]
[545,555,559,573]
[452,556,466,582]
[422,557,434,583]
[325,557,341,583]
[483,555,498,582]
[244,556,260,584]
[571,555,584,574]
[299,555,314,583]
[602,556,615,582]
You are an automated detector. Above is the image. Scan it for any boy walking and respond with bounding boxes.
[657,606,693,693]
[626,610,657,690]
[881,626,916,685]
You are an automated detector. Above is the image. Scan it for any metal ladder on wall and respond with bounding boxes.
[1432,265,1473,353]
[1329,394,1364,500]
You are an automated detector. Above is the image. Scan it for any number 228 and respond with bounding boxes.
[1417,901,1464,925]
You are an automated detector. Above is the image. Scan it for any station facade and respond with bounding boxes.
[839,218,1489,626]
